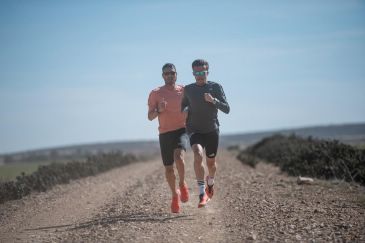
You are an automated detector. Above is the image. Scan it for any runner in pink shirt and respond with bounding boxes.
[147,63,189,213]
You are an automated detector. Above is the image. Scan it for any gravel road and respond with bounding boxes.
[1,150,364,242]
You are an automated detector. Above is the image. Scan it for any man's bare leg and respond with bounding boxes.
[192,144,204,181]
[165,165,177,196]
[206,156,217,178]
[174,149,186,187]
[174,148,189,202]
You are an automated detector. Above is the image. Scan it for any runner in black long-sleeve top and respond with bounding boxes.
[181,59,230,208]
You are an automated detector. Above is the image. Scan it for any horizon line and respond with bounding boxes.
[1,121,364,156]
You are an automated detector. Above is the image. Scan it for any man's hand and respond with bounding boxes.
[204,93,215,103]
[157,98,167,112]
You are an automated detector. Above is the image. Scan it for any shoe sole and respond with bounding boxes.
[205,176,214,199]
[180,191,189,203]
[206,192,213,199]
[180,186,189,203]
[171,190,180,213]
[198,198,210,208]
[206,185,214,199]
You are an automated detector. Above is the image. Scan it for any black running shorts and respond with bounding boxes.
[159,128,189,166]
[189,129,219,158]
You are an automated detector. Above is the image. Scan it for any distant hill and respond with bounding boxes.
[220,123,365,148]
[0,141,160,164]
[1,123,364,164]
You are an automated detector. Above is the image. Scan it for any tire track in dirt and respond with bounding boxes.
[54,152,228,242]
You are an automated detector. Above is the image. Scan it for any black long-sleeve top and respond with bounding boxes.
[181,81,230,134]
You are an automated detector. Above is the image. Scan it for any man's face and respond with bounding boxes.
[192,65,208,85]
[162,67,177,85]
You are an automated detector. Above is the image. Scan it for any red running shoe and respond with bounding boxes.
[171,191,180,213]
[180,183,189,203]
[198,193,209,208]
[205,176,214,199]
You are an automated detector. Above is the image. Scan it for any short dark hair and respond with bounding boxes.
[192,59,209,70]
[162,63,176,72]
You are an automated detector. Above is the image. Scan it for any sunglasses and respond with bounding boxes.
[163,71,176,76]
[193,71,208,76]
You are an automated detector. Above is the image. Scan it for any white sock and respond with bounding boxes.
[207,176,214,186]
[197,180,205,195]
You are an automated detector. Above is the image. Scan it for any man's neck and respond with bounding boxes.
[195,81,207,86]
[164,83,176,90]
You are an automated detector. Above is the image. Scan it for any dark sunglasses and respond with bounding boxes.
[163,71,176,76]
[193,71,208,76]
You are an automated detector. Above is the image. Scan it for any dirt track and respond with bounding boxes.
[1,150,364,242]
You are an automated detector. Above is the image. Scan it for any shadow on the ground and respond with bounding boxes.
[24,211,194,232]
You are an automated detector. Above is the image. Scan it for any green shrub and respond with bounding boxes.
[236,152,258,168]
[237,134,365,185]
[0,152,138,204]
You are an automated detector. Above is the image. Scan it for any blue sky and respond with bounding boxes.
[1,0,364,154]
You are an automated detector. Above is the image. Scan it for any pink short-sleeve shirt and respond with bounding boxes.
[148,85,186,134]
